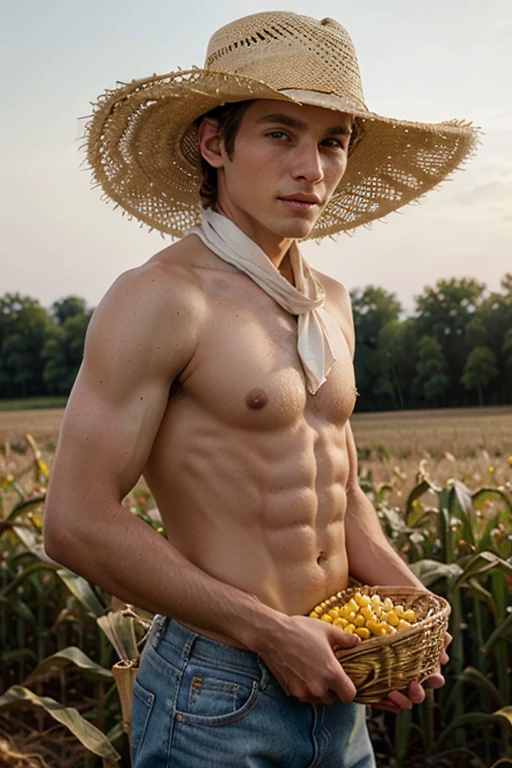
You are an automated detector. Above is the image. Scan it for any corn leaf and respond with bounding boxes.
[0,685,121,762]
[494,706,512,727]
[57,569,107,618]
[409,559,462,587]
[458,667,504,708]
[434,711,512,750]
[24,646,113,685]
[454,551,512,588]
[483,613,512,652]
[405,479,432,522]
[97,611,140,661]
[6,496,46,522]
[452,480,476,547]
[0,560,57,596]
[472,488,512,514]
[13,524,57,564]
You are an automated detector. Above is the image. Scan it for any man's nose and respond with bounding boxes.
[291,142,324,184]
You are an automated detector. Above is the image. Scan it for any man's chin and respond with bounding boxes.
[272,218,317,241]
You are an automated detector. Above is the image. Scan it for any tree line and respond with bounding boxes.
[0,274,511,409]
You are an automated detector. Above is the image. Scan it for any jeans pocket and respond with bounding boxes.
[131,677,155,764]
[177,664,260,726]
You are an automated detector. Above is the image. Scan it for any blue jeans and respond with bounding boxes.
[132,616,376,767]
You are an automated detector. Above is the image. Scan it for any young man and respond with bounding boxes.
[43,11,478,767]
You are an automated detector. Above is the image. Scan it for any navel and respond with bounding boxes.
[317,551,326,566]
[245,387,268,410]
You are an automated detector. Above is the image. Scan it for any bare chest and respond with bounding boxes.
[179,269,357,430]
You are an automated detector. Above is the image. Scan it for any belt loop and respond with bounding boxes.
[181,629,198,661]
[256,656,270,691]
[152,614,168,649]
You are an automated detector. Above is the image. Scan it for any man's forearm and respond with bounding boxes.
[44,499,284,652]
[344,485,425,590]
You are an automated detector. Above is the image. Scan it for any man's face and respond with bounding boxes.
[212,100,353,243]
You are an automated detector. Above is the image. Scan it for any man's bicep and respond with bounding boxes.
[56,363,169,503]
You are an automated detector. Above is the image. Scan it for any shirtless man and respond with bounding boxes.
[43,11,478,767]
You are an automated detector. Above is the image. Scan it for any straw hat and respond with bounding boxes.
[86,11,479,239]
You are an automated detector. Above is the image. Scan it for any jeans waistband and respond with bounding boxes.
[149,615,279,693]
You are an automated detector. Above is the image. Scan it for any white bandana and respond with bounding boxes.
[191,208,347,394]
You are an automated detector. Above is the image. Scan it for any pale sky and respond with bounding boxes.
[1,0,511,314]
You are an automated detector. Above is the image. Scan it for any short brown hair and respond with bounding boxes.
[196,102,363,208]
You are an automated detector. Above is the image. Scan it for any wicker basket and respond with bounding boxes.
[311,585,451,704]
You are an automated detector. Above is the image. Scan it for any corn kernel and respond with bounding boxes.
[354,614,365,627]
[333,617,348,628]
[385,611,400,626]
[328,608,339,619]
[346,598,359,613]
[355,627,370,639]
[398,619,411,631]
[361,606,374,621]
[321,614,333,623]
[403,609,417,623]
[345,623,356,633]
[366,619,379,635]
[309,611,318,618]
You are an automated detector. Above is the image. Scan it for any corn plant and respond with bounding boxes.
[369,463,512,767]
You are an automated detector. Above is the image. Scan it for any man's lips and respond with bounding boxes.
[278,195,322,211]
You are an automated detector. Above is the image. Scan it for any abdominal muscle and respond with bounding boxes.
[143,396,352,647]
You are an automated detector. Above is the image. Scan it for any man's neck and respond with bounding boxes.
[212,204,294,277]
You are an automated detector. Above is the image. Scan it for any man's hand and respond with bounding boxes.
[256,614,362,706]
[373,632,452,713]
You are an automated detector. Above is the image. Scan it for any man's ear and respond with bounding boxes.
[198,117,225,169]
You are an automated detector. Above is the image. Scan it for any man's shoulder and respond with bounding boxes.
[103,236,206,314]
[311,268,351,315]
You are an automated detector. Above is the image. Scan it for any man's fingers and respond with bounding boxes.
[331,627,362,650]
[424,673,445,689]
[387,690,414,709]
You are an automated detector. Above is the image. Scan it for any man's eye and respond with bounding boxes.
[267,131,288,140]
[323,138,345,149]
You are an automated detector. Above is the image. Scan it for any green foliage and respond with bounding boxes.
[462,347,500,405]
[0,292,92,400]
[413,336,450,406]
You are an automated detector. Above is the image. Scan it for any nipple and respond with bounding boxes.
[246,387,268,410]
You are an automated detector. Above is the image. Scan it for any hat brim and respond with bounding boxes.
[86,68,480,238]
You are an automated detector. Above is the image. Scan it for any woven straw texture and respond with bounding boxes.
[313,585,450,704]
[86,11,480,238]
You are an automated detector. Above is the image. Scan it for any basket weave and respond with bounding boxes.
[312,585,450,704]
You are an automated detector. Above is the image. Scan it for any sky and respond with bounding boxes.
[1,0,511,315]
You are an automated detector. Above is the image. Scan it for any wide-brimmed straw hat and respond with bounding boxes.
[85,11,479,239]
